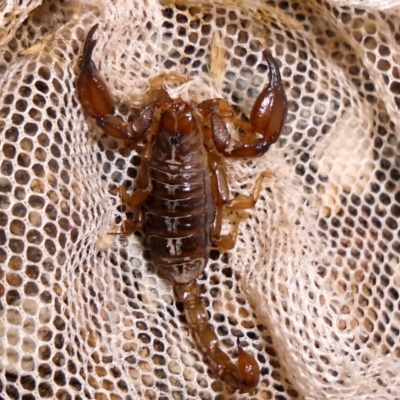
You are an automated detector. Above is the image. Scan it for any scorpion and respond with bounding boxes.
[77,24,287,392]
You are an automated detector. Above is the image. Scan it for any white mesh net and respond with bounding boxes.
[1,0,400,399]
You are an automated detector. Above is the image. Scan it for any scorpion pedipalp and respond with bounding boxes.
[250,50,288,143]
[77,24,115,118]
[76,25,154,143]
[198,50,288,158]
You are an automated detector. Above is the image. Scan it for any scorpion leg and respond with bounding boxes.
[207,151,244,250]
[77,25,154,143]
[200,51,288,158]
[226,171,274,211]
[149,73,189,90]
[212,207,248,251]
[208,152,273,249]
[113,145,152,233]
[175,280,259,392]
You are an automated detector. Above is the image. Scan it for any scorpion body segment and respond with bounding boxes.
[145,102,214,285]
[77,24,287,392]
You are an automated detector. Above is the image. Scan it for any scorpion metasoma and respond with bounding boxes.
[77,24,287,392]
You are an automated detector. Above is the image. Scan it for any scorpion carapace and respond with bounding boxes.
[77,24,288,392]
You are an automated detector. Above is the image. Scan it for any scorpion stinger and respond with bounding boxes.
[76,25,288,393]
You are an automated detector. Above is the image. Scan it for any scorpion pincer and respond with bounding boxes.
[77,24,287,392]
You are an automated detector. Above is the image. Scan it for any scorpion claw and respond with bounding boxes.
[79,24,99,69]
[250,51,288,144]
[201,50,287,158]
[77,23,115,119]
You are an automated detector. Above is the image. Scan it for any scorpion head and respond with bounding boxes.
[154,101,205,165]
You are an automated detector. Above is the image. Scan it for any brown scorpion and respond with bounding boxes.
[77,24,287,392]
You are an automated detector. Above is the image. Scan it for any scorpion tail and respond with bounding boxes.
[174,281,260,392]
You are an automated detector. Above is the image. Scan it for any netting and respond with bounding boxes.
[1,0,400,399]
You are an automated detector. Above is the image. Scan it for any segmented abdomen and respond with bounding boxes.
[144,158,214,284]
